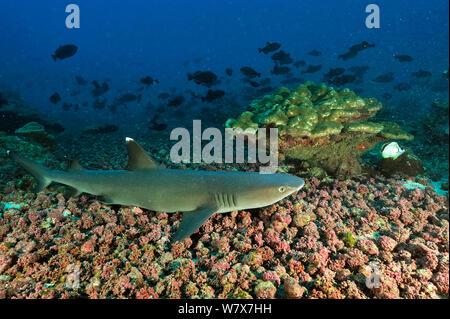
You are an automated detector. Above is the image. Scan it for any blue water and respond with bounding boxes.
[0,0,448,129]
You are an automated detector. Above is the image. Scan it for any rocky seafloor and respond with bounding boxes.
[0,129,448,299]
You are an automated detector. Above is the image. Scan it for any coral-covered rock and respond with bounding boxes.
[15,122,56,149]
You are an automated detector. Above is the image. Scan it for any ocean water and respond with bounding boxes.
[0,0,449,300]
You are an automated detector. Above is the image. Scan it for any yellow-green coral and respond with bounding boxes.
[225,82,413,177]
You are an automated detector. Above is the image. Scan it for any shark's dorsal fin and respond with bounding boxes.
[125,137,159,170]
[68,160,83,171]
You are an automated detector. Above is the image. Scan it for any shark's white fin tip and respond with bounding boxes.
[125,137,134,142]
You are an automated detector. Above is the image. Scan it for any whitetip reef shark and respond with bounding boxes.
[8,137,305,241]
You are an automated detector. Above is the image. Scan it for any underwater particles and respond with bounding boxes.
[201,89,225,102]
[258,41,281,54]
[240,66,261,78]
[49,92,61,104]
[394,54,414,62]
[188,71,218,87]
[338,41,375,61]
[140,76,159,86]
[51,44,78,61]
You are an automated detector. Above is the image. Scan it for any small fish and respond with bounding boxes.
[323,68,345,78]
[188,71,218,87]
[394,55,413,62]
[393,83,411,91]
[61,102,73,111]
[412,70,431,78]
[372,72,395,83]
[117,93,138,104]
[201,89,225,102]
[49,92,61,104]
[240,66,261,78]
[140,76,159,86]
[326,74,356,86]
[271,65,291,75]
[92,98,107,110]
[167,96,185,107]
[294,60,306,68]
[245,80,260,87]
[308,49,322,56]
[75,76,87,85]
[158,93,170,99]
[301,64,322,74]
[52,44,78,61]
[225,68,233,76]
[280,77,304,85]
[258,42,281,54]
[0,93,8,108]
[149,114,167,131]
[381,142,405,160]
[338,41,375,61]
[271,50,293,65]
[91,81,109,97]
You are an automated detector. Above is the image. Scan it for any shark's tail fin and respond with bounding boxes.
[7,150,53,192]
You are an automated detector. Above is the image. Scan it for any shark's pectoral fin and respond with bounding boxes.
[65,186,81,198]
[171,206,218,242]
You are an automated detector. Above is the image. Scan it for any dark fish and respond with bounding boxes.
[324,68,345,78]
[412,69,432,78]
[271,65,291,75]
[382,93,393,100]
[338,41,375,61]
[394,83,412,91]
[149,114,167,131]
[61,102,72,111]
[82,101,89,107]
[158,93,170,99]
[117,93,138,104]
[394,55,413,62]
[49,92,61,104]
[92,98,107,109]
[83,124,118,134]
[348,65,370,76]
[245,80,260,87]
[240,66,261,78]
[167,96,185,107]
[52,44,78,61]
[372,72,394,83]
[140,76,159,86]
[294,60,306,68]
[201,89,225,102]
[258,42,281,54]
[225,68,233,76]
[271,50,293,65]
[326,74,356,86]
[75,76,87,85]
[308,50,322,56]
[91,81,109,97]
[0,93,8,108]
[188,71,218,87]
[301,64,322,74]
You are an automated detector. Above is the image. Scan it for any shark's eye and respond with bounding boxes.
[278,186,286,193]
